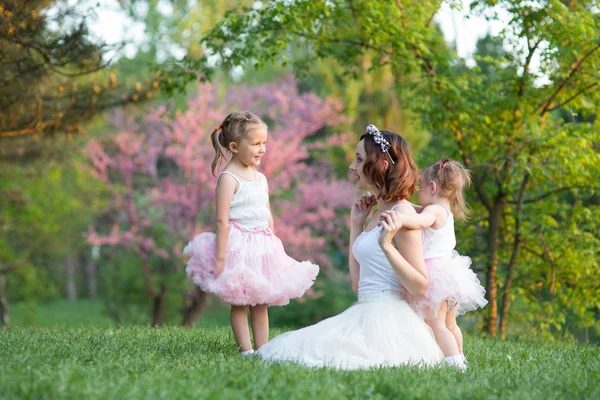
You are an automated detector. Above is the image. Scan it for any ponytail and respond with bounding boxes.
[210,126,224,176]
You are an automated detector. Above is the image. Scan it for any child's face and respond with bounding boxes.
[349,139,371,190]
[232,128,268,168]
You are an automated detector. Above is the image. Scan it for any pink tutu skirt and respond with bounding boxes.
[183,222,319,306]
[404,251,487,319]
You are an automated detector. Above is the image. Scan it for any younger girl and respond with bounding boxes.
[381,158,487,369]
[184,111,319,355]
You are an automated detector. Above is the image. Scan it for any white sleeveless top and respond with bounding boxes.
[218,170,271,230]
[351,205,406,297]
[422,204,456,259]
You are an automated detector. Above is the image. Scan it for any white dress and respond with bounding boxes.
[257,221,444,370]
[184,170,319,306]
[403,204,488,319]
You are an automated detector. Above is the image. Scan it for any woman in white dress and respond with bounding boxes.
[257,125,444,370]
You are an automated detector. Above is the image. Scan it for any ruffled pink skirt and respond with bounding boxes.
[404,251,487,319]
[183,222,319,306]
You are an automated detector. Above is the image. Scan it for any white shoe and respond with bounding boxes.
[241,349,255,356]
[444,355,467,371]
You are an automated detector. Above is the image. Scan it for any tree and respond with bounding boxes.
[0,0,158,159]
[86,75,354,326]
[0,151,109,327]
[116,0,254,59]
[165,0,600,339]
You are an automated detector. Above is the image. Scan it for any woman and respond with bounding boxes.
[257,124,444,370]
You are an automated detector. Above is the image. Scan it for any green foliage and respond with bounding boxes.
[119,0,253,59]
[94,214,189,326]
[10,300,114,328]
[0,152,110,301]
[0,0,160,159]
[98,249,156,326]
[5,264,58,302]
[168,0,600,340]
[0,327,598,399]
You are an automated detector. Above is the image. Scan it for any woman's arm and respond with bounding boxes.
[378,208,429,297]
[349,225,362,292]
[214,174,237,276]
[349,193,376,292]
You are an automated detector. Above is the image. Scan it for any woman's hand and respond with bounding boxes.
[378,210,403,248]
[351,192,376,227]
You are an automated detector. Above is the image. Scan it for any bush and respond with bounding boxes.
[98,248,186,326]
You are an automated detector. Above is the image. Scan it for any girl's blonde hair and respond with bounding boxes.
[422,157,472,219]
[210,110,267,176]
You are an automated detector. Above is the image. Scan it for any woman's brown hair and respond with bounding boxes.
[359,129,419,202]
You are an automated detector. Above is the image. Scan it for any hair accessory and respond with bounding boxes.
[365,124,395,165]
[215,125,221,131]
[441,161,447,169]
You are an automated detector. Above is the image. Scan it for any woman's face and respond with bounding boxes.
[348,139,371,190]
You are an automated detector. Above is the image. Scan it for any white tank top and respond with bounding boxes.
[218,170,271,230]
[351,204,406,297]
[422,204,456,259]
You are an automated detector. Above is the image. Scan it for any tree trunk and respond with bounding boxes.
[65,251,78,301]
[182,287,208,327]
[0,271,9,328]
[499,240,521,339]
[86,255,97,299]
[139,254,166,327]
[499,173,529,339]
[151,283,167,327]
[485,198,504,337]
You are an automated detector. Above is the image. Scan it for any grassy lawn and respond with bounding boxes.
[1,325,599,400]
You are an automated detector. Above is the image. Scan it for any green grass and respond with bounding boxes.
[1,326,599,400]
[4,301,599,399]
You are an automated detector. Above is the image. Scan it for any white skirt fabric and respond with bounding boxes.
[257,291,444,370]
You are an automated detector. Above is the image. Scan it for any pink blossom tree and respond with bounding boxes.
[86,75,355,326]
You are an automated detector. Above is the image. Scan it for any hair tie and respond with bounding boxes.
[365,124,395,165]
[441,161,447,169]
[215,125,221,131]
